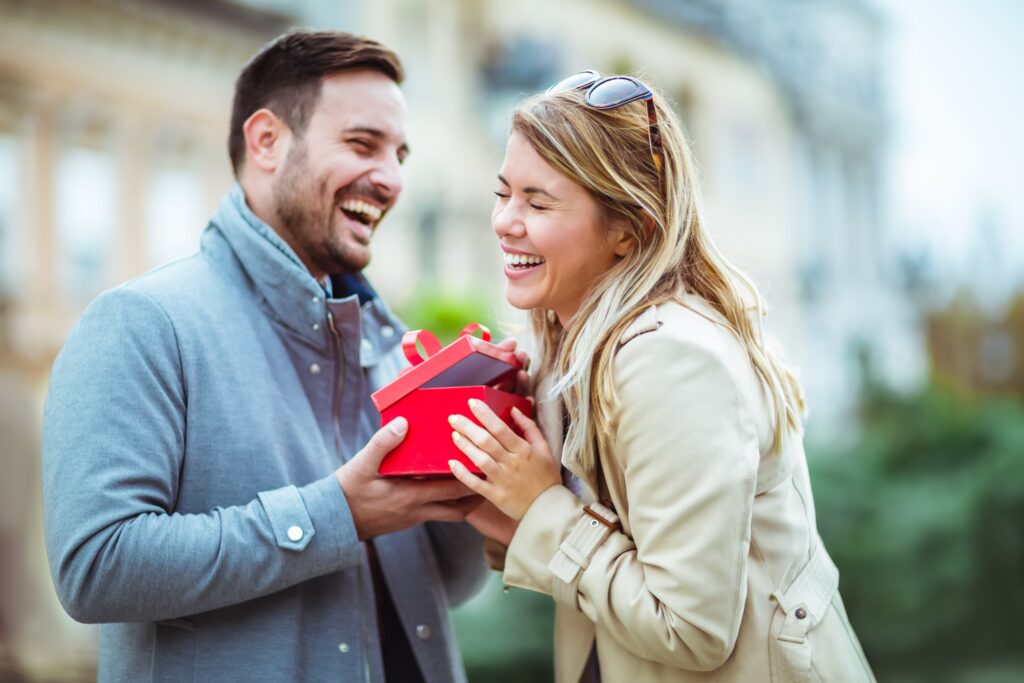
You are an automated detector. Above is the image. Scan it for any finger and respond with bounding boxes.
[405,477,475,503]
[448,459,495,499]
[511,406,547,449]
[452,431,501,478]
[419,496,482,523]
[356,418,409,468]
[466,398,525,453]
[495,337,517,351]
[514,349,531,372]
[447,412,508,460]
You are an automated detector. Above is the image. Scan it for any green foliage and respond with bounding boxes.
[809,383,1024,676]
[395,284,502,345]
[453,576,554,683]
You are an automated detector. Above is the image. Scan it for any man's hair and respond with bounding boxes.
[228,29,404,175]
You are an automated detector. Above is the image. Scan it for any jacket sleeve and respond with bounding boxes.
[42,287,363,624]
[503,329,760,671]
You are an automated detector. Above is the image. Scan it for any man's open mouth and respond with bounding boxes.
[339,199,383,228]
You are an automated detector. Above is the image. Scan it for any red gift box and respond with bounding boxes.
[372,323,534,477]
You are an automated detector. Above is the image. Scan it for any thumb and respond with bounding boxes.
[358,417,408,466]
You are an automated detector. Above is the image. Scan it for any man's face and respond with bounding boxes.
[271,70,408,276]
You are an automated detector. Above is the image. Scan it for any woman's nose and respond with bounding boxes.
[492,202,525,238]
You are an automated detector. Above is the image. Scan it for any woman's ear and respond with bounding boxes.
[609,227,633,257]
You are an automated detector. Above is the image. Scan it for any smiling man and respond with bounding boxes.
[42,31,487,683]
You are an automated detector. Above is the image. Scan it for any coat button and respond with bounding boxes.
[795,607,807,620]
[312,296,320,304]
[309,363,321,375]
[381,325,395,338]
[361,339,373,352]
[415,624,431,640]
[312,322,320,331]
[287,525,304,542]
[338,642,349,653]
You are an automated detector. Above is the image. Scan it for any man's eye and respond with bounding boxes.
[493,191,510,199]
[529,203,548,211]
[350,139,372,150]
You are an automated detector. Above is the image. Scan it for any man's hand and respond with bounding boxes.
[335,417,482,540]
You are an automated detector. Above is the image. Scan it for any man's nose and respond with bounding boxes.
[368,157,403,201]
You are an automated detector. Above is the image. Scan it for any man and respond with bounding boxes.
[42,30,493,682]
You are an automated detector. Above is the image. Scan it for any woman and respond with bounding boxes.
[447,71,876,682]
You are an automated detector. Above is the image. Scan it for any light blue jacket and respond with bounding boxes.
[42,184,487,682]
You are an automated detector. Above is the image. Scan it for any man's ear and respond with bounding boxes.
[242,108,289,174]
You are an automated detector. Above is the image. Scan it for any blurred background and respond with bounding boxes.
[1,0,1022,681]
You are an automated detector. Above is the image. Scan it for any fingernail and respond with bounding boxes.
[388,417,408,435]
[512,406,522,417]
[447,415,458,426]
[468,398,480,410]
[452,431,461,443]
[448,459,461,471]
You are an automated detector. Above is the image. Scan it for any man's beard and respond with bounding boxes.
[272,141,370,275]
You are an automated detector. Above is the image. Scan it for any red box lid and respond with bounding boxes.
[371,323,522,412]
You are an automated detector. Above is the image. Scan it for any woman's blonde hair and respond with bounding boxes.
[512,82,805,470]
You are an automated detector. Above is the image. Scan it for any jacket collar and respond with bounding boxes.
[209,183,398,352]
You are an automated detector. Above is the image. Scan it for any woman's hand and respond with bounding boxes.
[465,500,518,546]
[447,399,562,521]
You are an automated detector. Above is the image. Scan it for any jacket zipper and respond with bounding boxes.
[326,311,345,461]
[327,310,373,683]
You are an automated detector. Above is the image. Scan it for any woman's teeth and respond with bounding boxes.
[504,253,546,269]
[339,199,382,224]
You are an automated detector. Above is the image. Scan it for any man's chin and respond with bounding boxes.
[324,241,371,274]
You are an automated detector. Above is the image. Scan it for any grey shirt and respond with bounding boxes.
[42,184,486,682]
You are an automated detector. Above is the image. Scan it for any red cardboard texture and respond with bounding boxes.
[373,324,533,477]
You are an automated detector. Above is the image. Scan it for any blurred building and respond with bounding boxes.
[0,0,923,678]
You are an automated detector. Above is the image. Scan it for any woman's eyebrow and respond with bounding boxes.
[496,174,559,200]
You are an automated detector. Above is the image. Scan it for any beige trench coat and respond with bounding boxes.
[501,296,876,682]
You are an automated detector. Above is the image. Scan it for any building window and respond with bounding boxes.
[55,145,119,303]
[0,134,21,299]
[144,167,204,268]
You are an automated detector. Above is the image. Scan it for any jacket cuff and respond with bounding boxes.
[503,485,583,595]
[298,475,363,570]
[258,476,361,573]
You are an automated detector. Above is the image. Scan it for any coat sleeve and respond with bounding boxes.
[42,287,363,624]
[503,328,760,671]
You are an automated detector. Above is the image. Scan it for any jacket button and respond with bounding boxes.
[415,624,431,640]
[361,339,373,352]
[312,322,320,331]
[338,642,349,653]
[309,363,322,375]
[287,525,304,542]
[795,607,807,620]
[381,325,395,338]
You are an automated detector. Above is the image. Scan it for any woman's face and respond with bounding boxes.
[492,132,626,324]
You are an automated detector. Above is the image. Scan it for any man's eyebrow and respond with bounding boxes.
[496,174,558,200]
[343,126,410,156]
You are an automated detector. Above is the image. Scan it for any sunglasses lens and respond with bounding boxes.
[586,77,648,108]
[548,70,599,94]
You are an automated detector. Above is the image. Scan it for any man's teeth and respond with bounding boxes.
[339,199,382,222]
[504,253,546,267]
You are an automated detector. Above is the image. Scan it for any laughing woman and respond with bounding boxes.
[447,72,876,683]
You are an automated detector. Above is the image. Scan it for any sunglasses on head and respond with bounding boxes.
[546,70,665,177]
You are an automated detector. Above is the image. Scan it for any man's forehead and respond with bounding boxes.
[315,73,407,140]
